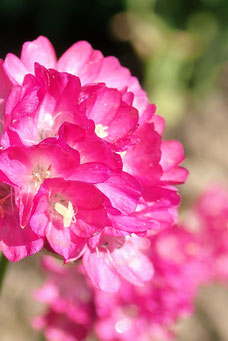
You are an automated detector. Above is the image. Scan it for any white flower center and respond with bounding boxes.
[95,124,108,138]
[54,201,75,228]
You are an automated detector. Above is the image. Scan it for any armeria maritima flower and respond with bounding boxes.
[0,36,188,291]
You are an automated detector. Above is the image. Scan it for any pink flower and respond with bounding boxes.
[83,234,154,292]
[0,37,187,293]
[33,311,89,341]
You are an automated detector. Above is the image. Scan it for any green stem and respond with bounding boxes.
[0,253,9,293]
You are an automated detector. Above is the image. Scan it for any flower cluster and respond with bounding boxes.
[32,185,228,341]
[0,37,187,291]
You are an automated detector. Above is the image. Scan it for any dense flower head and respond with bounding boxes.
[0,36,187,291]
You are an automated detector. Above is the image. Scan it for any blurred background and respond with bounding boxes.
[1,0,228,340]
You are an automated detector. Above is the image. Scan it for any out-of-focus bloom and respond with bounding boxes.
[94,225,209,341]
[32,185,228,340]
[0,36,187,292]
[194,185,228,282]
[33,222,208,341]
[33,256,95,341]
[83,234,154,292]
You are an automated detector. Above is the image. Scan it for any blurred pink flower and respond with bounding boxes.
[194,185,228,282]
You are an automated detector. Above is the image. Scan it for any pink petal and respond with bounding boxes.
[57,41,102,84]
[160,140,185,171]
[112,242,154,285]
[123,123,162,186]
[21,36,57,73]
[83,248,121,292]
[0,210,44,262]
[46,221,85,261]
[4,53,28,85]
[73,207,108,237]
[143,185,181,206]
[82,86,121,125]
[0,146,31,185]
[29,191,50,237]
[96,172,141,215]
[160,140,188,184]
[105,103,138,143]
[110,214,160,233]
[95,56,131,90]
[67,162,111,184]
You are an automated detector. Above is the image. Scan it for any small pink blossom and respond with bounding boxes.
[83,234,154,292]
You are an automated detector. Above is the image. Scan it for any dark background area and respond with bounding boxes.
[0,0,144,77]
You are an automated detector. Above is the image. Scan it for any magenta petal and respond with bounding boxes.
[83,86,121,125]
[42,178,105,210]
[72,207,107,238]
[30,192,50,237]
[67,162,111,184]
[58,122,86,144]
[71,219,103,238]
[3,115,39,147]
[95,56,131,90]
[76,137,122,171]
[96,172,141,215]
[105,104,139,143]
[4,53,28,85]
[57,41,101,84]
[110,214,160,233]
[46,222,85,261]
[160,140,188,184]
[17,190,36,228]
[112,242,154,285]
[21,36,57,73]
[143,185,181,206]
[123,123,163,186]
[0,147,31,185]
[162,167,189,185]
[0,211,44,262]
[83,248,121,292]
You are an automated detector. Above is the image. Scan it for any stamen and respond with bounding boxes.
[119,151,127,158]
[95,124,108,139]
[46,165,52,178]
[54,201,75,228]
[32,172,42,183]
[0,206,4,218]
[31,165,52,190]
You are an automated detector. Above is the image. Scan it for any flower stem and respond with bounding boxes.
[0,253,9,293]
